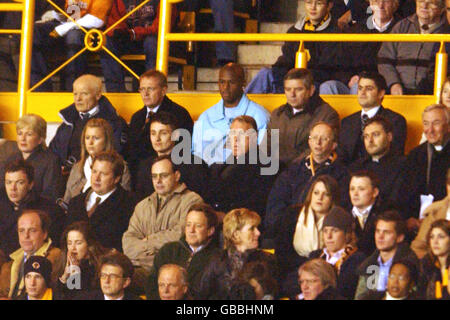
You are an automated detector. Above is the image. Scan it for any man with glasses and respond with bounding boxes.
[128,70,193,182]
[338,71,406,166]
[378,0,447,94]
[79,252,141,300]
[122,155,202,294]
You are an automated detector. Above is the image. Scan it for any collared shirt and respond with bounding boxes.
[146,105,160,118]
[372,17,392,33]
[82,156,94,193]
[446,205,450,221]
[361,106,380,119]
[86,188,117,211]
[352,204,374,229]
[104,294,124,300]
[385,292,406,300]
[376,255,393,291]
[189,244,205,254]
[292,107,304,115]
[192,94,270,165]
[323,248,345,265]
[80,105,100,119]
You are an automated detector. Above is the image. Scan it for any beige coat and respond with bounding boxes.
[0,239,62,298]
[63,160,131,203]
[122,183,202,271]
[411,196,449,259]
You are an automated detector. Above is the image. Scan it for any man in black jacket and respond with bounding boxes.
[338,71,406,166]
[49,74,128,174]
[145,203,220,300]
[128,70,193,183]
[66,151,136,252]
[0,159,64,256]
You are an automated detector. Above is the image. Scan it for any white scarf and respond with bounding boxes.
[293,206,325,257]
[82,156,93,193]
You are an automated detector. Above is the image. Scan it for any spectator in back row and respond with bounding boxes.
[192,63,269,165]
[0,160,64,257]
[128,70,193,184]
[338,71,407,166]
[49,74,128,174]
[0,114,63,202]
[265,68,339,168]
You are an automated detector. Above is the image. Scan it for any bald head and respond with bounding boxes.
[220,63,245,84]
[73,74,103,113]
[218,63,246,108]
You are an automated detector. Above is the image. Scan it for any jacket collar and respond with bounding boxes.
[10,238,53,261]
[209,94,251,123]
[58,96,119,126]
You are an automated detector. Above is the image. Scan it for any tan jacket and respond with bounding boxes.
[122,183,203,271]
[63,160,131,203]
[411,196,449,259]
[0,239,62,298]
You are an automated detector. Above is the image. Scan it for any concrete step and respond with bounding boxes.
[238,43,282,66]
[260,22,293,34]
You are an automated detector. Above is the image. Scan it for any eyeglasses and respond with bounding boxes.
[100,273,123,281]
[309,135,331,143]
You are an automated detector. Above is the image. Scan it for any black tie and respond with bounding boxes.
[361,114,369,129]
[421,24,429,31]
[80,112,90,121]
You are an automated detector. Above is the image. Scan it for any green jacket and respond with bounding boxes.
[145,235,221,300]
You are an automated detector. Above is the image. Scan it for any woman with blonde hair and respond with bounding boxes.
[63,118,131,204]
[1,114,62,202]
[198,208,278,300]
[275,174,340,296]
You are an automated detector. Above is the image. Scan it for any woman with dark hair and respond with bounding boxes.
[198,208,278,300]
[62,118,131,205]
[54,221,111,299]
[274,175,340,296]
[418,219,450,300]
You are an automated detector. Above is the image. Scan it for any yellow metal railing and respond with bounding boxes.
[156,0,450,103]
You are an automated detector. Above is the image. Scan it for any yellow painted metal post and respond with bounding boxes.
[18,0,35,117]
[434,42,448,103]
[156,0,172,75]
[295,41,308,69]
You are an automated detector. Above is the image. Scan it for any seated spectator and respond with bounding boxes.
[15,256,61,300]
[398,104,449,234]
[63,118,131,205]
[274,175,340,297]
[338,71,407,166]
[360,259,420,299]
[0,210,62,299]
[0,114,63,202]
[31,0,113,91]
[265,68,339,168]
[135,111,207,201]
[66,151,136,251]
[54,221,111,300]
[145,203,220,300]
[440,76,450,108]
[192,63,270,165]
[78,252,140,300]
[350,116,406,202]
[411,168,450,258]
[246,0,352,95]
[158,264,190,300]
[230,260,279,300]
[49,74,128,173]
[122,155,203,292]
[377,0,447,94]
[349,170,395,256]
[198,208,278,300]
[101,2,177,92]
[295,258,345,300]
[309,206,366,299]
[355,210,419,299]
[128,70,193,183]
[0,160,64,257]
[206,116,276,218]
[418,219,449,299]
[265,122,349,238]
[321,0,401,94]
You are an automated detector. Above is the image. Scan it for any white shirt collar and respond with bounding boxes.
[87,188,117,212]
[352,204,374,218]
[446,206,450,221]
[361,106,380,119]
[189,244,205,254]
[385,292,407,300]
[82,156,93,193]
[146,105,160,117]
[104,294,124,300]
[372,17,392,32]
[80,105,99,118]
